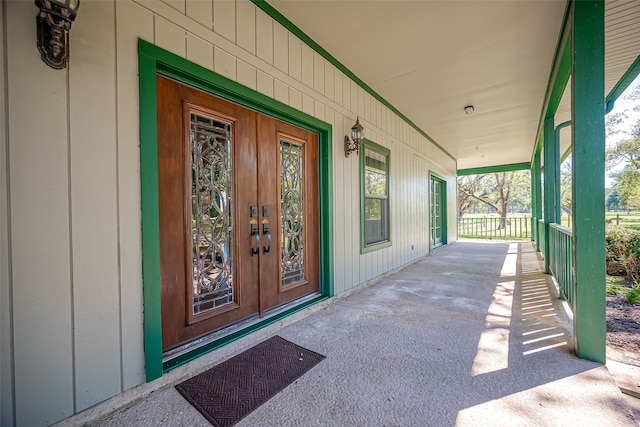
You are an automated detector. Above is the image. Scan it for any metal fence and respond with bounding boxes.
[457,216,533,240]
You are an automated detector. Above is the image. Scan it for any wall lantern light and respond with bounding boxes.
[344,116,365,157]
[35,0,80,69]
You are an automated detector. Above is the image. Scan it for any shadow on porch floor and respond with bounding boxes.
[90,241,636,426]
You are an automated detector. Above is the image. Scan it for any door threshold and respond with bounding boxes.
[263,292,320,317]
[162,292,324,371]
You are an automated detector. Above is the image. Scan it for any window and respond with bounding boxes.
[361,140,391,252]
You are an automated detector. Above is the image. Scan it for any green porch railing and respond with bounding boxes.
[548,223,574,309]
[457,216,532,239]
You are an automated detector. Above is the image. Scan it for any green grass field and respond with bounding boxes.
[559,211,640,229]
[459,211,640,239]
[458,214,533,239]
[462,212,640,229]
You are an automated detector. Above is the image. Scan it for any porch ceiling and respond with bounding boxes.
[268,0,640,171]
[269,0,567,170]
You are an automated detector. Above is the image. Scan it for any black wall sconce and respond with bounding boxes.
[35,0,80,69]
[344,116,364,157]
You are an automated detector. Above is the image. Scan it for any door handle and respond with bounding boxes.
[263,223,271,254]
[251,223,260,256]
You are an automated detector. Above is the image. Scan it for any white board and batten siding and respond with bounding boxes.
[1,0,456,425]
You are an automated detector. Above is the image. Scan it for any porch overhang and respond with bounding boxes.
[259,0,640,172]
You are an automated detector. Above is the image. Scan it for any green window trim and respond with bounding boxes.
[360,139,391,253]
[138,39,334,381]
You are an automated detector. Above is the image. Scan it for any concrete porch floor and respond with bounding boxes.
[88,241,637,426]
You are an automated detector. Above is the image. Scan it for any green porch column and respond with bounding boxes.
[532,151,542,250]
[543,117,556,272]
[571,0,606,363]
[530,165,536,242]
[553,126,563,223]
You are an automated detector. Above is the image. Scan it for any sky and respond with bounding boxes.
[608,74,640,140]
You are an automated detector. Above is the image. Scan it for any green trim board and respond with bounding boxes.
[457,162,530,176]
[429,172,448,250]
[605,55,640,112]
[138,39,334,381]
[533,11,640,159]
[139,50,163,381]
[532,0,573,158]
[360,139,392,254]
[546,36,573,121]
[553,122,562,222]
[555,120,572,165]
[251,0,456,163]
[552,52,640,163]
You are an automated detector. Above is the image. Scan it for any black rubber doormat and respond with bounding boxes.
[175,335,325,427]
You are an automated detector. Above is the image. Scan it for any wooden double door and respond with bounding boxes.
[157,76,319,351]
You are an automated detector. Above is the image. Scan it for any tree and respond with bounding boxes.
[457,175,485,217]
[607,117,640,210]
[560,157,572,216]
[606,75,640,211]
[457,171,530,228]
[606,189,619,210]
[607,130,640,168]
[611,166,640,210]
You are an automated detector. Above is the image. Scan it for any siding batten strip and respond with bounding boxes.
[67,43,77,416]
[116,0,152,392]
[114,0,124,394]
[69,0,121,410]
[0,0,16,423]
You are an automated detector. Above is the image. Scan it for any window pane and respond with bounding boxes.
[365,198,389,245]
[364,147,387,197]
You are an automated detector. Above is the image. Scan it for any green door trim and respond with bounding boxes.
[429,172,447,250]
[138,39,334,380]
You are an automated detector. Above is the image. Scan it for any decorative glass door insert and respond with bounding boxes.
[190,112,234,315]
[280,139,305,286]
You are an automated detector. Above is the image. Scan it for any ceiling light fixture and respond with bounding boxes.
[464,105,475,116]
